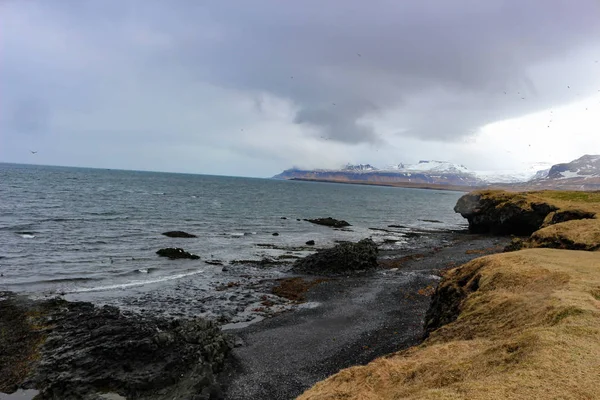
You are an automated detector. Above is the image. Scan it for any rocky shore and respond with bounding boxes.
[299,190,600,399]
[0,293,232,400]
[1,227,503,400]
[221,232,510,400]
[6,190,595,400]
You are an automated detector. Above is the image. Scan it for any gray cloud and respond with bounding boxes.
[174,0,600,142]
[1,0,600,174]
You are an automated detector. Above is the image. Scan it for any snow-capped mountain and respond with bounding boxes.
[273,156,600,190]
[522,155,600,190]
[273,160,483,186]
[385,160,470,174]
[543,154,600,180]
[475,162,554,183]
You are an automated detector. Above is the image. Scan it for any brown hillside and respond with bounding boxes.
[298,249,600,400]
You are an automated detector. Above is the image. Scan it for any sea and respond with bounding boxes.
[0,163,467,322]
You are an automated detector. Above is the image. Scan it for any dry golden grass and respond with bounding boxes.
[527,219,600,251]
[298,249,600,400]
[471,190,599,251]
[472,190,600,215]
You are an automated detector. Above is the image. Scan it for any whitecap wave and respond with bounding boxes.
[21,234,35,239]
[65,270,204,293]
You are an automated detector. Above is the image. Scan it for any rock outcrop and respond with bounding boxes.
[0,293,232,400]
[304,217,351,228]
[156,248,200,260]
[162,231,197,238]
[293,238,378,275]
[456,190,599,250]
[454,191,557,235]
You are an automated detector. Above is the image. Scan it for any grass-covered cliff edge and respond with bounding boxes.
[299,190,600,400]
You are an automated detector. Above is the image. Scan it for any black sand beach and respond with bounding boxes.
[221,232,510,400]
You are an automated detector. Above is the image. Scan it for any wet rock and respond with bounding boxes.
[305,240,315,246]
[230,258,288,268]
[293,239,378,275]
[304,217,351,228]
[162,231,197,238]
[1,294,232,400]
[454,192,557,235]
[156,248,200,260]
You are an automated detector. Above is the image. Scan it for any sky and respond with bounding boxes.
[1,0,600,177]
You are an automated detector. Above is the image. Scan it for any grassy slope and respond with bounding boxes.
[299,191,600,400]
[299,250,600,400]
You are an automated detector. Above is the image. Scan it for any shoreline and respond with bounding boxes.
[0,229,509,399]
[287,177,475,192]
[220,231,510,399]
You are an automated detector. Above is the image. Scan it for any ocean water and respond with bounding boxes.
[0,163,466,318]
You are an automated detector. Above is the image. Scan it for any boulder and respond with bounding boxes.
[156,248,200,260]
[293,238,378,275]
[162,231,197,238]
[454,191,557,235]
[304,217,351,228]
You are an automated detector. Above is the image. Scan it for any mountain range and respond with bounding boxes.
[273,155,600,191]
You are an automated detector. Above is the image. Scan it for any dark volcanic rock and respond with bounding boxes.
[304,217,351,228]
[156,248,200,260]
[162,231,197,238]
[454,192,557,235]
[305,240,315,246]
[293,239,378,275]
[1,293,232,400]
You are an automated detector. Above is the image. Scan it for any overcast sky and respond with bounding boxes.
[1,0,600,177]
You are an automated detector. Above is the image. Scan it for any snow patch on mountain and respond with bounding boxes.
[475,162,554,183]
[384,160,470,174]
[342,164,377,172]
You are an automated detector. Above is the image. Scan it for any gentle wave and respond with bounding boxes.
[9,277,99,285]
[64,269,204,293]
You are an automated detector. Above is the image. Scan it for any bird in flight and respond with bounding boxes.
[30,150,38,154]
